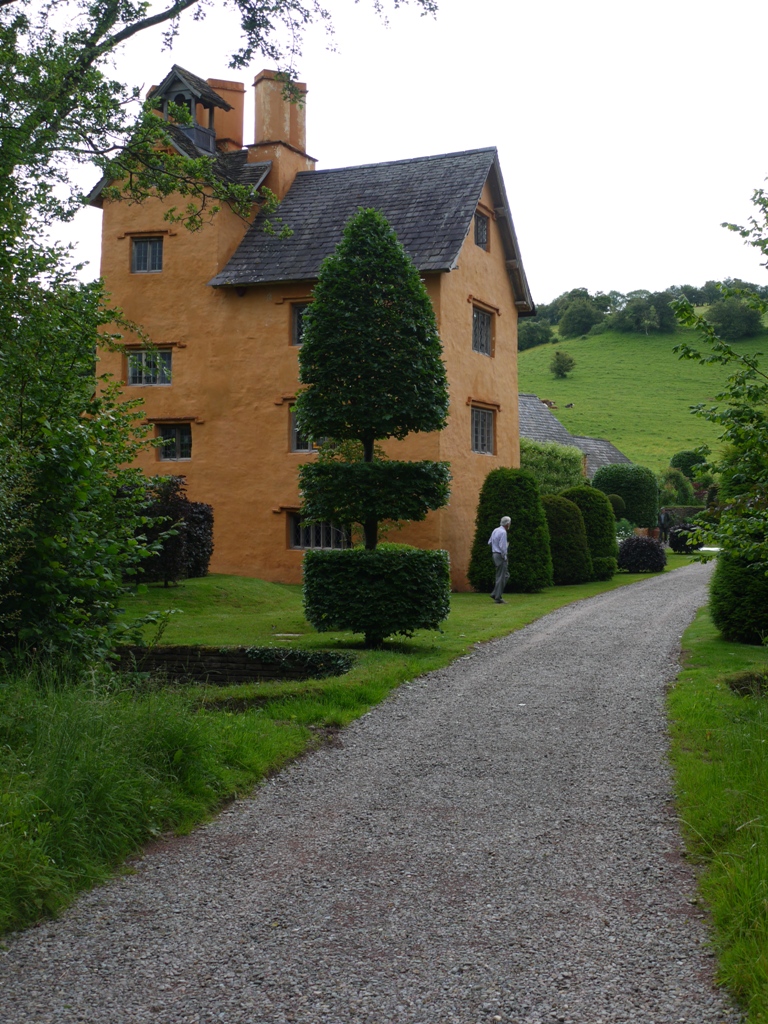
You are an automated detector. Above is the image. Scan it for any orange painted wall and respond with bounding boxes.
[97,116,521,591]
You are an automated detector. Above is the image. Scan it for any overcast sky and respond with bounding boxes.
[61,0,768,305]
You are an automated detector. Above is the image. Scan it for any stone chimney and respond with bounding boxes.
[247,70,314,198]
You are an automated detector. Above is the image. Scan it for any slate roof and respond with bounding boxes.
[570,436,633,479]
[208,148,534,312]
[518,393,575,446]
[518,393,632,479]
[149,65,232,110]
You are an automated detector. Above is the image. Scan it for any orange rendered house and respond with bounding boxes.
[92,66,535,590]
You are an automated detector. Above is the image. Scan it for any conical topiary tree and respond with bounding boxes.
[709,553,768,645]
[467,468,553,593]
[295,208,451,647]
[541,494,593,585]
[560,485,618,581]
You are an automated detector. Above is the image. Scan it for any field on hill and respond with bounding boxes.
[517,329,767,476]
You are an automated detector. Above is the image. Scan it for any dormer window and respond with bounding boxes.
[149,66,232,154]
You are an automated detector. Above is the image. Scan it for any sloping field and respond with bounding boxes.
[517,329,767,475]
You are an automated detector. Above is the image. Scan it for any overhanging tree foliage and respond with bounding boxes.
[673,292,768,565]
[296,208,451,646]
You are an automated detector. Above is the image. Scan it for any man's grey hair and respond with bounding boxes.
[500,516,511,526]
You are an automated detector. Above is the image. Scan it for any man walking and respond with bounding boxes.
[488,515,511,604]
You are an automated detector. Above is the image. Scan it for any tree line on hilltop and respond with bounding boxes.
[519,279,767,350]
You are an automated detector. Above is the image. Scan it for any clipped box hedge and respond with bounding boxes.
[303,545,450,647]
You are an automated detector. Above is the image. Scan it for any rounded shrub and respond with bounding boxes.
[593,464,659,528]
[303,545,450,648]
[668,524,704,554]
[467,468,553,593]
[560,485,618,581]
[659,467,695,507]
[617,535,667,573]
[606,493,625,518]
[709,554,768,645]
[541,495,593,585]
[670,449,709,480]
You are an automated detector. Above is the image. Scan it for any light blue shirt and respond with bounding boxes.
[488,525,508,557]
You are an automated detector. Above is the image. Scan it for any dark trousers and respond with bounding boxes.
[491,553,509,601]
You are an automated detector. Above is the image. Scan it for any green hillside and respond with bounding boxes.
[517,329,767,476]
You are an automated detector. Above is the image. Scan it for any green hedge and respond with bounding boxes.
[710,554,768,645]
[467,468,552,593]
[560,485,618,581]
[299,460,451,526]
[303,545,450,647]
[519,438,584,495]
[541,495,593,585]
[592,464,658,529]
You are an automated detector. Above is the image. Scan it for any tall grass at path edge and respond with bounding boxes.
[669,607,768,1022]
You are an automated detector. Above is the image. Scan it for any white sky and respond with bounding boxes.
[61,0,768,305]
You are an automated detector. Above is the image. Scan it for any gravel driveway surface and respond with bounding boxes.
[0,561,743,1024]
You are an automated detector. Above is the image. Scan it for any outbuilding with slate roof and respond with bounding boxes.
[518,393,632,479]
[94,67,535,589]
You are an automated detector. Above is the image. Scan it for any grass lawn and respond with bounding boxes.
[1,558,692,937]
[670,609,768,1022]
[517,329,768,475]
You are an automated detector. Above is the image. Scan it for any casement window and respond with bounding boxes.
[132,237,163,273]
[127,349,172,386]
[292,303,310,346]
[289,514,349,550]
[471,407,495,454]
[474,212,489,250]
[290,408,314,452]
[472,306,493,356]
[158,423,192,460]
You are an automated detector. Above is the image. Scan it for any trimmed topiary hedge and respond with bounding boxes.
[299,460,451,526]
[593,464,658,529]
[617,535,667,573]
[560,485,618,581]
[541,495,593,585]
[467,468,553,593]
[668,524,704,554]
[709,554,768,645]
[606,493,625,518]
[303,544,450,647]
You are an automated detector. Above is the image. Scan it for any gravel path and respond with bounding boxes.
[0,561,743,1024]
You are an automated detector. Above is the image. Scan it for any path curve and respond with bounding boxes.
[0,562,743,1023]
